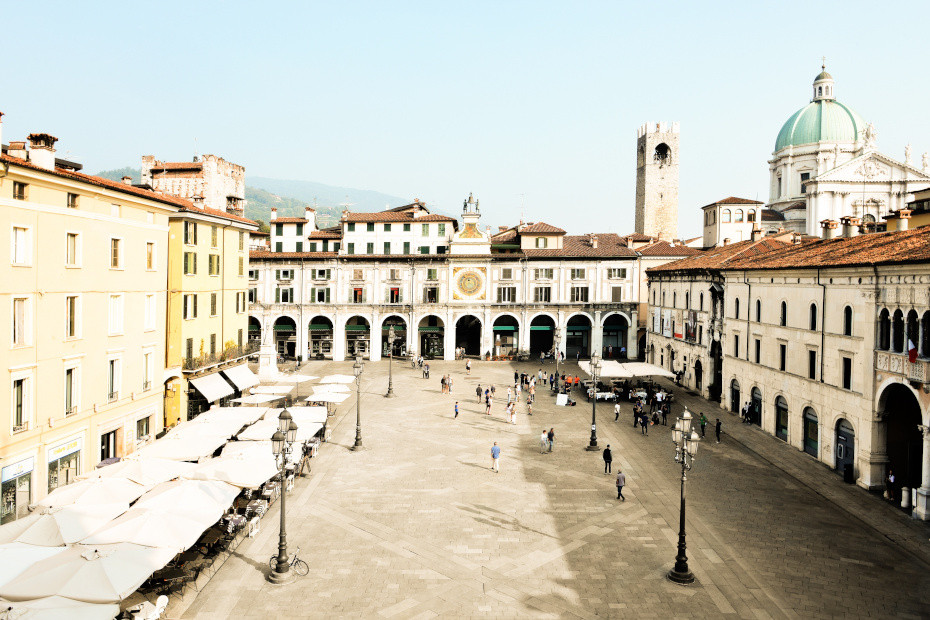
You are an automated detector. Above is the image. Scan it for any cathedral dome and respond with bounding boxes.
[774,67,866,152]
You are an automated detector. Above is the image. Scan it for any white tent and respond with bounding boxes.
[288,406,329,425]
[0,596,119,620]
[81,457,196,487]
[0,543,176,604]
[223,441,300,466]
[4,504,128,547]
[273,374,317,383]
[81,506,217,552]
[231,394,284,405]
[220,364,259,392]
[578,360,633,378]
[187,452,279,489]
[310,383,350,393]
[250,385,294,395]
[305,393,349,404]
[133,480,239,519]
[621,362,676,379]
[36,478,146,511]
[131,423,233,462]
[188,373,235,403]
[191,406,269,435]
[0,543,67,589]
[319,374,356,384]
[236,408,325,442]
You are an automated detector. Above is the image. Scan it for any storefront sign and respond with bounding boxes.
[1,457,34,483]
[48,437,83,462]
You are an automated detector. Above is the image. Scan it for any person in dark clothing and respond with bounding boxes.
[476,384,483,403]
[640,412,649,435]
[715,418,722,443]
[603,445,613,474]
[514,371,519,384]
[661,403,669,426]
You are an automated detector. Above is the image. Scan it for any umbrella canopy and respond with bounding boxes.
[579,359,633,379]
[311,383,350,393]
[187,452,279,490]
[319,374,356,384]
[134,479,239,519]
[81,506,216,552]
[132,424,232,462]
[224,441,301,466]
[5,504,128,547]
[0,543,176,604]
[36,478,146,511]
[250,385,294,395]
[273,374,317,383]
[81,457,196,487]
[0,596,119,620]
[0,543,67,589]
[304,393,349,404]
[287,406,329,425]
[231,394,284,405]
[620,362,676,379]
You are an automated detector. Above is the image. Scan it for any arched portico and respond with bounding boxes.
[878,383,923,507]
[345,315,371,359]
[248,316,262,344]
[418,315,444,358]
[307,316,334,359]
[601,313,629,358]
[529,314,555,356]
[565,314,592,359]
[380,315,408,358]
[273,316,297,359]
[455,315,482,357]
[492,314,520,356]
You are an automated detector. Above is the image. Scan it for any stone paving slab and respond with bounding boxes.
[180,360,930,619]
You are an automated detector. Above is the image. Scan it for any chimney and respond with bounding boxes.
[122,175,132,185]
[792,233,803,245]
[626,236,633,248]
[839,216,861,238]
[27,133,58,170]
[820,219,839,239]
[590,234,598,249]
[8,141,27,159]
[304,206,316,231]
[896,209,912,231]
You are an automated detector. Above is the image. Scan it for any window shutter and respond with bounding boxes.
[276,269,280,280]
[193,254,197,274]
[288,288,294,302]
[193,224,198,245]
[361,289,367,303]
[193,295,198,318]
[275,288,281,303]
[324,288,331,303]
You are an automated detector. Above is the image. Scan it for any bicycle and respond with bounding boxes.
[268,546,309,576]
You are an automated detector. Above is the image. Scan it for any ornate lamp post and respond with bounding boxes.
[554,327,562,390]
[268,409,298,584]
[385,326,396,398]
[352,355,364,450]
[585,353,601,451]
[668,407,701,585]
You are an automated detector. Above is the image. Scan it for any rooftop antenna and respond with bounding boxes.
[519,193,525,225]
[338,195,356,211]
[193,137,199,162]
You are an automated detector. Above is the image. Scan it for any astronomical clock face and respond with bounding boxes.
[453,267,486,301]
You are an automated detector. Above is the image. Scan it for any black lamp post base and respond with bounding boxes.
[584,444,599,451]
[268,568,296,585]
[667,569,695,585]
[351,442,365,451]
[385,390,395,398]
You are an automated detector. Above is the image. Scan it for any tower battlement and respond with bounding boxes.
[637,122,680,138]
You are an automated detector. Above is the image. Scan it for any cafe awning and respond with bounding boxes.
[189,373,234,403]
[221,364,259,392]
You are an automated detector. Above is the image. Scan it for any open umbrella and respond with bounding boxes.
[0,543,67,589]
[274,374,318,383]
[81,457,196,487]
[134,479,239,519]
[187,452,279,490]
[81,506,216,552]
[311,384,350,393]
[6,504,128,547]
[0,543,176,603]
[250,385,293,394]
[319,374,356,384]
[0,596,119,620]
[36,478,146,511]
[305,393,349,404]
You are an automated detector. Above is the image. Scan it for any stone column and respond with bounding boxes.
[332,312,346,362]
[296,310,308,363]
[518,309,530,354]
[556,310,567,359]
[481,308,493,358]
[443,308,455,361]
[913,425,930,520]
[370,311,381,362]
[592,310,604,357]
[627,310,639,358]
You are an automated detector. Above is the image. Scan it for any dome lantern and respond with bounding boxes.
[812,59,835,102]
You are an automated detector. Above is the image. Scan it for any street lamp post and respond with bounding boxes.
[268,409,299,584]
[668,407,701,585]
[352,355,364,450]
[385,326,395,398]
[554,327,562,391]
[585,353,601,451]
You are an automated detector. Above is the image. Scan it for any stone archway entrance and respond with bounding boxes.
[602,314,628,358]
[419,316,444,358]
[709,340,723,402]
[529,315,555,356]
[880,383,923,497]
[455,315,482,357]
[749,387,762,426]
[248,316,262,344]
[273,316,297,359]
[345,316,370,359]
[308,316,334,359]
[730,379,740,414]
[694,359,703,392]
[566,315,592,359]
[492,315,519,356]
[381,316,407,358]
[836,419,856,482]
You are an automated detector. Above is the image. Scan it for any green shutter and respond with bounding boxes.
[288,288,293,301]
[275,288,280,303]
[309,287,315,303]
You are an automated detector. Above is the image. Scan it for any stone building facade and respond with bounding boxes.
[635,122,679,240]
[141,154,247,215]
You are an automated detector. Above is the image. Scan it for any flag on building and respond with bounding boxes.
[908,339,918,363]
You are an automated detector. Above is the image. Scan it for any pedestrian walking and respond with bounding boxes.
[454,401,459,419]
[486,396,493,415]
[620,346,626,359]
[699,413,708,437]
[603,445,613,474]
[509,403,516,425]
[715,418,722,443]
[527,400,533,416]
[576,351,580,363]
[608,345,613,358]
[424,363,430,379]
[616,469,626,500]
[448,376,454,394]
[661,403,669,425]
[506,387,513,403]
[491,442,500,472]
[547,428,555,452]
[466,360,472,375]
[476,384,482,403]
[490,385,496,397]
[640,412,649,435]
[614,402,621,422]
[540,429,548,453]
[885,469,895,501]
[440,375,447,394]
[514,371,519,384]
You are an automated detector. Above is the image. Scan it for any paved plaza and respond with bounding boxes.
[181,359,930,619]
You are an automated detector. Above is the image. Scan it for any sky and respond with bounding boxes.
[4,1,930,236]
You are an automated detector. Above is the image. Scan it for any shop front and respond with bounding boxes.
[309,319,334,359]
[48,437,82,494]
[1,457,34,524]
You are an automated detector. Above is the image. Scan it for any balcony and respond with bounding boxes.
[876,351,929,384]
[182,340,259,371]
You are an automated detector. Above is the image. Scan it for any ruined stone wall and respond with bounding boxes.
[201,154,245,212]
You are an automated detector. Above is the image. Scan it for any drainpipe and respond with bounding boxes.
[817,268,826,383]
[743,271,751,362]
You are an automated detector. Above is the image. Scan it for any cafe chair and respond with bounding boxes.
[248,516,261,538]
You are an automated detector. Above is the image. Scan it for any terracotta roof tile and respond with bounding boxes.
[269,217,308,224]
[179,203,257,227]
[525,234,638,258]
[623,233,654,242]
[647,237,791,273]
[308,230,343,240]
[250,230,270,236]
[343,211,457,223]
[250,251,338,259]
[637,240,703,257]
[761,209,785,222]
[491,229,518,243]
[702,196,765,208]
[521,222,566,234]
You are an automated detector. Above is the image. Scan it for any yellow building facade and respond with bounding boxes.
[0,140,183,522]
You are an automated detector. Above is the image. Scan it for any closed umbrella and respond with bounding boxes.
[0,543,176,603]
[8,504,128,547]
[80,457,196,487]
[0,596,119,620]
[81,506,216,552]
[134,479,239,518]
[0,543,67,589]
[36,478,146,511]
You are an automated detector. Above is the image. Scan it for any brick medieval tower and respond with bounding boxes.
[634,122,680,240]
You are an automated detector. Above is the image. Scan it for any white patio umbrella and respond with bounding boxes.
[187,452,279,490]
[36,478,146,511]
[288,406,329,425]
[134,479,239,519]
[274,374,318,383]
[80,457,197,487]
[235,417,281,441]
[305,393,349,404]
[0,596,119,620]
[0,543,176,603]
[0,543,67,589]
[231,394,284,405]
[319,374,356,384]
[81,506,216,552]
[311,383,350,393]
[131,424,232,462]
[6,504,128,547]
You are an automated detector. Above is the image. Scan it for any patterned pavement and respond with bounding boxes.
[180,360,930,619]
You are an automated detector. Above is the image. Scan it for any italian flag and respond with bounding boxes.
[908,339,918,364]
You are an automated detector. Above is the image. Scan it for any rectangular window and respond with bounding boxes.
[110,239,122,268]
[186,338,194,360]
[534,268,553,280]
[238,256,244,276]
[295,242,303,252]
[312,269,331,280]
[422,224,430,237]
[210,293,218,316]
[183,294,198,319]
[367,242,374,254]
[423,287,439,303]
[384,242,391,254]
[184,222,197,245]
[611,287,623,302]
[501,268,513,280]
[571,268,586,280]
[808,350,817,380]
[389,288,401,303]
[248,288,256,303]
[65,233,79,267]
[842,357,852,390]
[426,269,438,281]
[11,226,29,265]
[210,333,217,356]
[108,359,120,402]
[403,242,410,254]
[779,344,786,371]
[275,242,283,252]
[384,223,392,232]
[65,367,76,415]
[277,288,294,303]
[239,231,244,251]
[314,288,331,303]
[111,204,121,218]
[366,223,374,232]
[65,296,78,338]
[570,286,589,302]
[534,287,551,303]
[183,252,197,275]
[438,223,446,236]
[754,339,761,364]
[67,192,79,209]
[353,269,363,280]
[734,334,740,358]
[347,223,355,232]
[352,288,364,303]
[136,416,151,440]
[275,223,283,236]
[146,242,155,270]
[347,243,355,255]
[144,294,156,330]
[209,254,220,275]
[535,237,547,248]
[296,223,304,236]
[13,378,26,427]
[13,182,27,200]
[142,351,152,390]
[309,242,317,252]
[388,269,400,280]
[607,268,627,279]
[497,287,517,303]
[12,297,27,345]
[211,226,218,248]
[800,172,810,194]
[108,295,124,335]
[237,291,246,313]
[419,246,430,254]
[276,269,294,280]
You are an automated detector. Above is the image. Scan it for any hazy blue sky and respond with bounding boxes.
[4,1,929,235]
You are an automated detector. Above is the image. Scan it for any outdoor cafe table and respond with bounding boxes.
[177,549,201,565]
[199,528,224,546]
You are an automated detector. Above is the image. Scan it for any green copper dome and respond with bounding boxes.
[774,99,865,152]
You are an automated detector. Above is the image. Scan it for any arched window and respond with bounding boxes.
[923,311,930,358]
[734,298,740,319]
[809,303,818,331]
[747,209,756,222]
[780,301,787,327]
[775,396,788,441]
[843,306,853,336]
[654,143,671,164]
[907,310,919,352]
[818,86,823,97]
[892,309,905,352]
[803,408,819,457]
[735,209,744,222]
[722,209,731,223]
[755,299,762,322]
[878,309,891,350]
[699,292,704,311]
